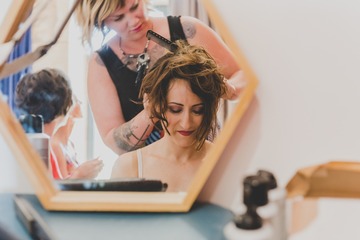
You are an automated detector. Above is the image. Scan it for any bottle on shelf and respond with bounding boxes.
[224,175,274,240]
[19,114,50,168]
[257,170,287,240]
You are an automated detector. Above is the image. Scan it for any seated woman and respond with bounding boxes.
[15,68,103,179]
[111,42,227,192]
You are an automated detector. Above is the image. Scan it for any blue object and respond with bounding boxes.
[0,194,233,240]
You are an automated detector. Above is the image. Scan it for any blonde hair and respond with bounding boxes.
[140,41,227,150]
[76,0,149,47]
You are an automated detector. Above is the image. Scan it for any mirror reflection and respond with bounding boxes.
[15,68,104,180]
[111,41,227,192]
[2,0,244,192]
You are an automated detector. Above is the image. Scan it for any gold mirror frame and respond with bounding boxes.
[0,0,258,212]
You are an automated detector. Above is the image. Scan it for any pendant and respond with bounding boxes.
[135,53,150,86]
[136,53,150,71]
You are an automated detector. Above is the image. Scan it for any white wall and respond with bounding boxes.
[201,0,360,206]
[0,133,34,193]
[0,1,11,23]
[198,0,360,238]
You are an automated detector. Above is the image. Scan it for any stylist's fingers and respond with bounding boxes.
[143,93,150,110]
[143,93,153,122]
[143,93,149,103]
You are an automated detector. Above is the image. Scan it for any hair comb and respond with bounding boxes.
[146,30,178,53]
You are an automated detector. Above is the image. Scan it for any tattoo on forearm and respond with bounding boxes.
[113,120,150,151]
[113,120,137,151]
[182,21,196,39]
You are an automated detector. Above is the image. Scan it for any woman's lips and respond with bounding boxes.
[178,131,194,136]
[132,24,143,32]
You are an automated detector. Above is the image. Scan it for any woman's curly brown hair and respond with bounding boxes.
[140,41,227,150]
[15,68,73,124]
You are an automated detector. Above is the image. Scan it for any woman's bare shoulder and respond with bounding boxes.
[179,15,205,29]
[178,16,213,41]
[88,37,118,66]
[179,15,199,23]
[88,51,105,70]
[111,151,138,178]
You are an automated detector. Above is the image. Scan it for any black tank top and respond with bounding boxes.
[96,16,187,122]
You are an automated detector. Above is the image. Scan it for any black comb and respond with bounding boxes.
[146,30,178,52]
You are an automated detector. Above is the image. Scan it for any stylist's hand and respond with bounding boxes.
[143,93,151,116]
[222,70,247,100]
[70,157,104,179]
[143,93,158,124]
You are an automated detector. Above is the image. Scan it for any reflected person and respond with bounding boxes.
[111,42,227,192]
[15,68,103,179]
[75,0,244,155]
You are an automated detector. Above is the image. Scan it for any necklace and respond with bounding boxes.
[119,36,151,85]
[119,37,150,65]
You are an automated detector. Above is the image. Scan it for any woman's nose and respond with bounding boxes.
[126,11,140,27]
[179,111,193,129]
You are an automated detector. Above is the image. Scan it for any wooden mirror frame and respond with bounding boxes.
[0,0,258,212]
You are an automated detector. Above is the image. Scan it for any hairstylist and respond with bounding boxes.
[76,0,245,155]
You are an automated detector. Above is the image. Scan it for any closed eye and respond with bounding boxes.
[193,109,204,115]
[192,104,205,115]
[130,2,139,12]
[114,14,124,22]
[168,107,182,114]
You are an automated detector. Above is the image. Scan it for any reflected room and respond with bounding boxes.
[0,0,241,195]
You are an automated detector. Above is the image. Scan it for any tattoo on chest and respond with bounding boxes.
[121,44,166,72]
[121,55,138,71]
[148,44,165,68]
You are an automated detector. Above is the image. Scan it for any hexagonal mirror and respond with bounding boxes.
[0,0,258,212]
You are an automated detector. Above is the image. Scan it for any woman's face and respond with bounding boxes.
[104,0,149,41]
[164,79,205,148]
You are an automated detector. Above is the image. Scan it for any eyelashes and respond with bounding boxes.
[114,15,124,22]
[130,2,139,11]
[193,108,205,115]
[168,108,181,114]
[168,106,205,115]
